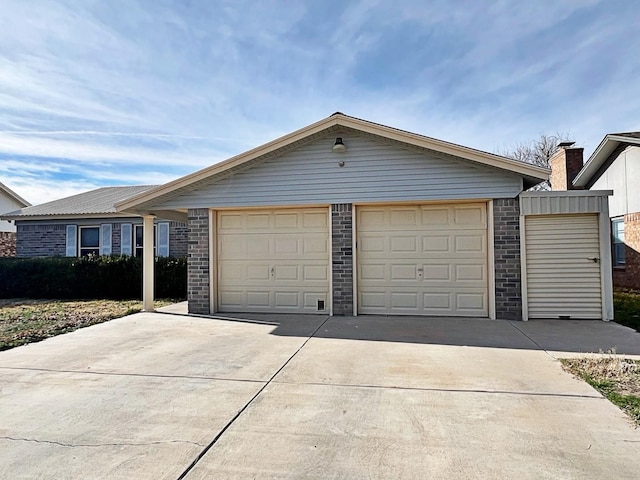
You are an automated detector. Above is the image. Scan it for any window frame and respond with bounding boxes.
[612,218,625,267]
[134,224,157,258]
[78,225,100,257]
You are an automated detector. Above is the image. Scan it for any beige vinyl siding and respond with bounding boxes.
[153,133,522,210]
[525,214,602,319]
[357,203,488,316]
[217,208,330,314]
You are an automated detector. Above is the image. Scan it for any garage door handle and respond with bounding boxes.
[588,257,600,263]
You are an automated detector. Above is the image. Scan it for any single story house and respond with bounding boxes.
[1,186,187,259]
[0,180,30,256]
[570,132,640,290]
[116,113,613,321]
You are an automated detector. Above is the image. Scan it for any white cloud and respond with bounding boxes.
[0,0,638,208]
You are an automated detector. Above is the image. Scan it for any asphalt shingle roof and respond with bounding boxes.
[3,185,157,217]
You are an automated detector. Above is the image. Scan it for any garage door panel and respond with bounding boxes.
[422,236,450,252]
[358,203,488,316]
[525,214,602,319]
[218,209,329,314]
[390,292,419,309]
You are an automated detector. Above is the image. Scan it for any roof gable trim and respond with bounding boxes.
[117,113,549,211]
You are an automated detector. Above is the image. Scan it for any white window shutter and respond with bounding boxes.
[65,225,77,257]
[100,224,112,255]
[157,222,170,257]
[121,223,132,255]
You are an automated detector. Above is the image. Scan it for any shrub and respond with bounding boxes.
[0,255,186,300]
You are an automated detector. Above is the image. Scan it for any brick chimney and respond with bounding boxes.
[549,143,584,190]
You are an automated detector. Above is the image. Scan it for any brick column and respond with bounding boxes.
[493,198,522,320]
[188,208,210,314]
[0,232,16,257]
[331,204,354,316]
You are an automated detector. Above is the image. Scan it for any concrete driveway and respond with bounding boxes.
[1,311,639,479]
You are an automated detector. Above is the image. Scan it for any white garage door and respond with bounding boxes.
[525,214,602,319]
[357,204,488,316]
[217,208,330,314]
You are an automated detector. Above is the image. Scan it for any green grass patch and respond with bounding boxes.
[614,290,640,332]
[561,355,640,426]
[0,299,175,351]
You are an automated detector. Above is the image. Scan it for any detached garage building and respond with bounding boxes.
[117,113,613,321]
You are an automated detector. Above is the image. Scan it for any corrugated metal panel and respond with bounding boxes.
[525,215,602,319]
[520,194,606,215]
[154,133,522,209]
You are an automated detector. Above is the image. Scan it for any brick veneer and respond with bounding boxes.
[0,232,16,257]
[187,209,210,314]
[170,221,189,258]
[332,204,354,315]
[16,224,66,257]
[613,212,640,290]
[493,198,522,320]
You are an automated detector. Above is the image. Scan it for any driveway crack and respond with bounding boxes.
[0,436,206,448]
[175,315,332,480]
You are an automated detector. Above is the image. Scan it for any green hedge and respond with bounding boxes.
[0,256,186,300]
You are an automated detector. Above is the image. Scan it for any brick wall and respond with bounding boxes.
[493,198,522,320]
[16,224,66,257]
[0,232,16,257]
[331,203,354,315]
[187,209,210,314]
[170,221,188,258]
[613,212,640,290]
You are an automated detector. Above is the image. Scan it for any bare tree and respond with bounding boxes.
[501,133,572,190]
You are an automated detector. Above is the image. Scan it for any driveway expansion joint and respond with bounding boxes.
[271,379,604,399]
[175,315,332,480]
[0,436,206,448]
[0,366,266,384]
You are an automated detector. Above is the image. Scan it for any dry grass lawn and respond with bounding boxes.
[0,299,174,351]
[562,355,640,426]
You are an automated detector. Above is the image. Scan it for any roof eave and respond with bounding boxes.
[574,134,640,187]
[117,113,549,212]
[0,182,30,208]
[1,212,141,222]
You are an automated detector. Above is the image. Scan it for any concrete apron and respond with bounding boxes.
[0,313,639,479]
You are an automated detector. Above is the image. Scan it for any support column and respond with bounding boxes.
[142,215,155,311]
[187,208,210,314]
[331,204,354,316]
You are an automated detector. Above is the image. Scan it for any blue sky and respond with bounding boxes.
[1,0,639,204]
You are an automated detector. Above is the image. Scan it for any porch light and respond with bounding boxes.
[332,137,346,153]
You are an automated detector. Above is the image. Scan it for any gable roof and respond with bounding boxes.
[117,113,549,213]
[573,132,640,188]
[2,185,156,220]
[0,181,30,208]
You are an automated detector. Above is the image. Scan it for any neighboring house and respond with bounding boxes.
[115,113,613,320]
[568,132,640,290]
[1,186,187,258]
[0,181,31,257]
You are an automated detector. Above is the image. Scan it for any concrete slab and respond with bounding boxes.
[0,369,261,480]
[0,312,327,381]
[184,382,640,480]
[511,319,640,356]
[2,311,640,479]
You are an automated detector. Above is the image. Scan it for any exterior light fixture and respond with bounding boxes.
[332,137,346,153]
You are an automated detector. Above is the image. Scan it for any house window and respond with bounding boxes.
[612,219,625,267]
[134,225,157,257]
[79,226,100,257]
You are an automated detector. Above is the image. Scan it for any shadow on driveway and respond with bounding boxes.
[200,312,640,355]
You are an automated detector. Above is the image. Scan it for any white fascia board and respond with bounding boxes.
[117,113,549,212]
[574,135,640,187]
[520,190,613,198]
